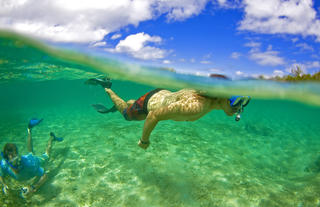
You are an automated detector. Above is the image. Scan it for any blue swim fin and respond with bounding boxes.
[28,118,43,129]
[50,132,63,142]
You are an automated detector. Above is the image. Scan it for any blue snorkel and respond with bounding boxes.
[229,96,251,122]
[235,104,243,121]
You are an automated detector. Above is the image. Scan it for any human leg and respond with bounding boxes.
[45,132,63,158]
[27,128,33,153]
[104,88,128,113]
[27,118,43,153]
[45,133,54,158]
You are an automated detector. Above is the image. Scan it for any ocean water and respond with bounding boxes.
[0,31,320,207]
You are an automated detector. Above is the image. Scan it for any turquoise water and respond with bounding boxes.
[1,31,320,207]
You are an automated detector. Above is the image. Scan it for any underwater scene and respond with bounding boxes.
[1,31,320,207]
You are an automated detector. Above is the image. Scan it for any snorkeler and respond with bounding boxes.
[85,77,250,150]
[0,119,63,198]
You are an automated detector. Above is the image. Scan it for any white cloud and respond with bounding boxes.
[0,0,212,43]
[190,58,196,63]
[107,32,166,60]
[236,70,244,76]
[111,34,122,40]
[295,43,314,51]
[244,41,261,48]
[245,42,285,66]
[163,60,171,64]
[156,0,210,21]
[90,41,106,47]
[249,48,285,66]
[273,70,284,77]
[231,52,241,59]
[239,0,320,41]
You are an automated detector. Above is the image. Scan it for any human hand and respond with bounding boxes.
[20,186,35,199]
[2,184,9,195]
[138,139,150,150]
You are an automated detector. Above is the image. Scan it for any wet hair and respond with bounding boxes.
[3,143,18,160]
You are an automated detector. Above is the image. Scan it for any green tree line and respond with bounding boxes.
[269,66,320,82]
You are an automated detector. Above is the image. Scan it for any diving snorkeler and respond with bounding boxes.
[0,119,63,198]
[85,77,250,150]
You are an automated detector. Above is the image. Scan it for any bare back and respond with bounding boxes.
[147,89,216,121]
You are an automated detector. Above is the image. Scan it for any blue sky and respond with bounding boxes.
[1,0,320,79]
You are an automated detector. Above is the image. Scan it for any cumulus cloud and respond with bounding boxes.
[155,0,210,21]
[244,41,285,66]
[0,0,213,43]
[249,49,285,66]
[107,32,166,60]
[239,0,320,41]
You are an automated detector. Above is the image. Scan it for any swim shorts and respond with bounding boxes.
[122,88,163,121]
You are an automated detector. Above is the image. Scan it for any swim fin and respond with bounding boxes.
[50,132,63,142]
[92,104,117,114]
[28,118,43,129]
[85,77,112,88]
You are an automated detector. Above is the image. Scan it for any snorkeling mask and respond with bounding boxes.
[9,155,21,168]
[1,152,21,169]
[229,96,251,122]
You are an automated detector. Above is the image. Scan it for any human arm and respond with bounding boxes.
[138,111,160,149]
[0,176,8,195]
[24,173,47,197]
[31,173,47,193]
